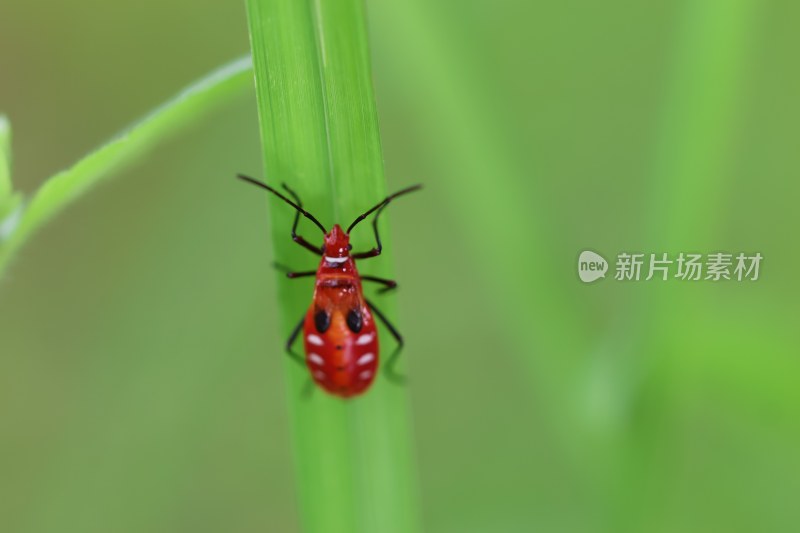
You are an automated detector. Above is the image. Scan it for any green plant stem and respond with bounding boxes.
[622,0,758,524]
[0,57,253,276]
[0,115,21,227]
[245,1,420,532]
[0,115,12,199]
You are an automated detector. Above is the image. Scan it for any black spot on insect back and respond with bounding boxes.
[346,309,362,333]
[315,310,330,333]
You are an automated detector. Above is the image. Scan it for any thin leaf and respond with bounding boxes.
[0,115,11,200]
[0,57,253,275]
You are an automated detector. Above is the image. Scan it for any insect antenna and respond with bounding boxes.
[237,174,327,234]
[346,184,423,234]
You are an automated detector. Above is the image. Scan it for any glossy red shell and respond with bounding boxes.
[302,225,379,398]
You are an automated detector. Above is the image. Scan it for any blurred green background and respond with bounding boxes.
[1,0,799,532]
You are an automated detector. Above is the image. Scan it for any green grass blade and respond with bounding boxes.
[0,115,22,235]
[245,1,420,532]
[624,0,759,521]
[647,0,756,245]
[0,57,253,276]
[0,115,11,200]
[0,114,22,231]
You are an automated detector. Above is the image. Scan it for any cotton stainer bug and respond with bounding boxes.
[238,174,421,398]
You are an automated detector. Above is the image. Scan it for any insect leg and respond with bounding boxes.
[360,275,398,294]
[272,262,316,279]
[236,175,324,256]
[285,314,307,367]
[365,298,406,384]
[350,184,422,260]
[351,201,389,260]
[281,182,324,256]
[286,271,316,279]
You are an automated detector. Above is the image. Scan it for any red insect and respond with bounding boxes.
[238,175,421,398]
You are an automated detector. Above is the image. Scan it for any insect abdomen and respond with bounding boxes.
[302,305,379,397]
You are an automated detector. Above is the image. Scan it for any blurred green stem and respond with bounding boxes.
[0,57,253,276]
[613,0,759,528]
[0,115,12,200]
[245,0,420,532]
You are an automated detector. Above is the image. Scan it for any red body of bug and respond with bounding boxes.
[237,174,420,398]
[302,225,378,397]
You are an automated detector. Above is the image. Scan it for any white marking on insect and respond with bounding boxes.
[313,370,326,380]
[355,333,374,345]
[325,256,348,264]
[359,370,373,380]
[307,334,324,346]
[356,353,374,366]
[308,353,324,365]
